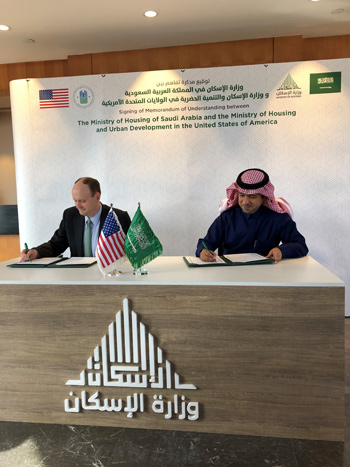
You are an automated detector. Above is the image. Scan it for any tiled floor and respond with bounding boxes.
[0,319,348,467]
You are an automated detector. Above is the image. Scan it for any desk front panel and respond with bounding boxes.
[0,284,344,441]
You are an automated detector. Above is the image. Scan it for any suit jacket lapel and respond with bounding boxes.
[75,212,85,257]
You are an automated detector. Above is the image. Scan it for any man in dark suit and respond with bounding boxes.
[20,177,131,261]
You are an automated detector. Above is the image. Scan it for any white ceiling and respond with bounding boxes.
[1,0,349,66]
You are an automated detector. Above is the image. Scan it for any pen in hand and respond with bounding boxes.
[24,243,32,262]
[201,241,216,262]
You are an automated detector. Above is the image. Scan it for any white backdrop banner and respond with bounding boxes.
[10,59,350,314]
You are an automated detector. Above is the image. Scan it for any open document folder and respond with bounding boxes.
[183,253,274,267]
[8,257,97,268]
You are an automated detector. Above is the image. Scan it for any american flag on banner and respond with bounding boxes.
[39,89,69,109]
[96,208,126,275]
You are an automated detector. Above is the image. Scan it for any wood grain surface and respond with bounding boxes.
[0,284,344,441]
[1,35,349,93]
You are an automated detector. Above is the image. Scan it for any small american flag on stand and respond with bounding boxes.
[39,89,69,109]
[96,208,126,275]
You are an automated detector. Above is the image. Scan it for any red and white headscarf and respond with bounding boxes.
[219,168,293,217]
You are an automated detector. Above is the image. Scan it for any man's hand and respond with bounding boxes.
[200,249,217,262]
[20,249,38,262]
[266,247,282,262]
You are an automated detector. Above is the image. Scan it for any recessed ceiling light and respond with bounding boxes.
[0,25,10,31]
[332,8,344,14]
[144,10,157,18]
[310,0,320,2]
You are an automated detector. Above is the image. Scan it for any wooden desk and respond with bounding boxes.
[0,256,344,441]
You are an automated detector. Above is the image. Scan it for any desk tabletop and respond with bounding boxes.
[0,256,344,287]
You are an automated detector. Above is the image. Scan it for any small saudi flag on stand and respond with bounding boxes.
[124,205,163,270]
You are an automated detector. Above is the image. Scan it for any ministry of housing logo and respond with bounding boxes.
[73,86,94,108]
[276,73,302,99]
[64,298,199,421]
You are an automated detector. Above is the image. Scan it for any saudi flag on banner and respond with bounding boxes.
[124,205,163,269]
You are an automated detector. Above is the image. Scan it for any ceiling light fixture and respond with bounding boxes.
[144,10,157,18]
[332,8,344,14]
[0,25,10,31]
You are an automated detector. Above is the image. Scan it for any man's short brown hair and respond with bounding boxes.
[75,177,101,196]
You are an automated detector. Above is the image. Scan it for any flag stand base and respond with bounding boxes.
[133,268,148,276]
[107,270,122,277]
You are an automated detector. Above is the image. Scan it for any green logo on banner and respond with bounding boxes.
[277,73,301,91]
[310,72,341,94]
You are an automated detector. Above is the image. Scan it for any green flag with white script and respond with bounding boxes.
[124,205,163,269]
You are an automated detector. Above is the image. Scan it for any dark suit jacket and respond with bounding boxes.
[34,203,131,258]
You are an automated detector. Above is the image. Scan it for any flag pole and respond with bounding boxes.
[133,201,148,276]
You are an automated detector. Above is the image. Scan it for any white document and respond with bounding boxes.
[185,256,226,265]
[14,257,61,265]
[224,253,267,263]
[55,257,96,266]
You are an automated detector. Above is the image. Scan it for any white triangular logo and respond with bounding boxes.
[65,298,196,390]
